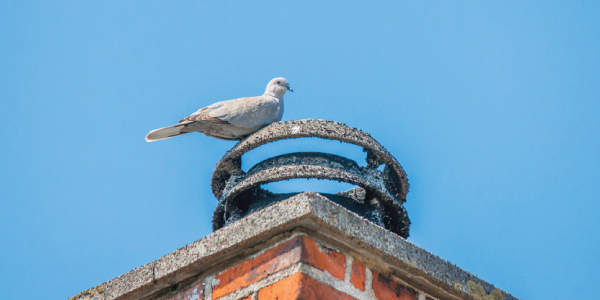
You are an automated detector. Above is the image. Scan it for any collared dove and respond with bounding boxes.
[146,77,292,141]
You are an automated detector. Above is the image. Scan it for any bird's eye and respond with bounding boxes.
[277,81,281,85]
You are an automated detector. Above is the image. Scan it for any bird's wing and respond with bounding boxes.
[208,96,279,128]
[180,102,230,124]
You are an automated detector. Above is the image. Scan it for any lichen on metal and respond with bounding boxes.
[210,119,411,238]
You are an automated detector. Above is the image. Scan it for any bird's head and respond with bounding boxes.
[265,77,293,97]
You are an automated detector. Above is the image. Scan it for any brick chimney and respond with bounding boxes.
[71,120,517,300]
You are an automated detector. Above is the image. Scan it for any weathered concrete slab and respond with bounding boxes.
[70,193,517,300]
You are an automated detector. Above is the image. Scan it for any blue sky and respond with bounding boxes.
[1,1,599,299]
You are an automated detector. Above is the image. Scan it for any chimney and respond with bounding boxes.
[71,119,517,300]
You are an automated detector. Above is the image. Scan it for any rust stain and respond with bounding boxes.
[467,280,503,300]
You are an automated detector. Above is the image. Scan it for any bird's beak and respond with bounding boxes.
[287,86,293,92]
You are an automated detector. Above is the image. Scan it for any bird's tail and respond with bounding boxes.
[145,124,190,142]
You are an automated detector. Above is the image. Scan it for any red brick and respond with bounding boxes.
[257,273,357,300]
[212,237,302,298]
[372,272,418,300]
[350,259,366,291]
[299,236,346,280]
[165,280,204,300]
[212,236,346,299]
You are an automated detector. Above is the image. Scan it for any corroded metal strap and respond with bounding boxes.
[210,119,412,237]
[211,119,409,202]
[221,152,396,206]
[213,152,410,237]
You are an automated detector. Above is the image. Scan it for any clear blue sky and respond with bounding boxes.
[1,1,599,299]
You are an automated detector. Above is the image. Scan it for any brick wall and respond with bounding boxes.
[163,234,437,300]
[70,194,516,300]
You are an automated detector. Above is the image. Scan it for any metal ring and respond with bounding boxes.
[212,152,410,237]
[211,119,409,202]
[210,119,411,237]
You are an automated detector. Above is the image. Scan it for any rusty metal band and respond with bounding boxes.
[212,152,410,237]
[221,152,395,204]
[211,119,409,202]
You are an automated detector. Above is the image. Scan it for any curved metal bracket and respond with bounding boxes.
[212,152,410,237]
[211,119,409,201]
[210,119,411,238]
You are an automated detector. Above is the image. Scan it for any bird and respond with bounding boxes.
[145,77,292,141]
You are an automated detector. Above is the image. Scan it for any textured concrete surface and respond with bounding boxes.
[70,193,517,300]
